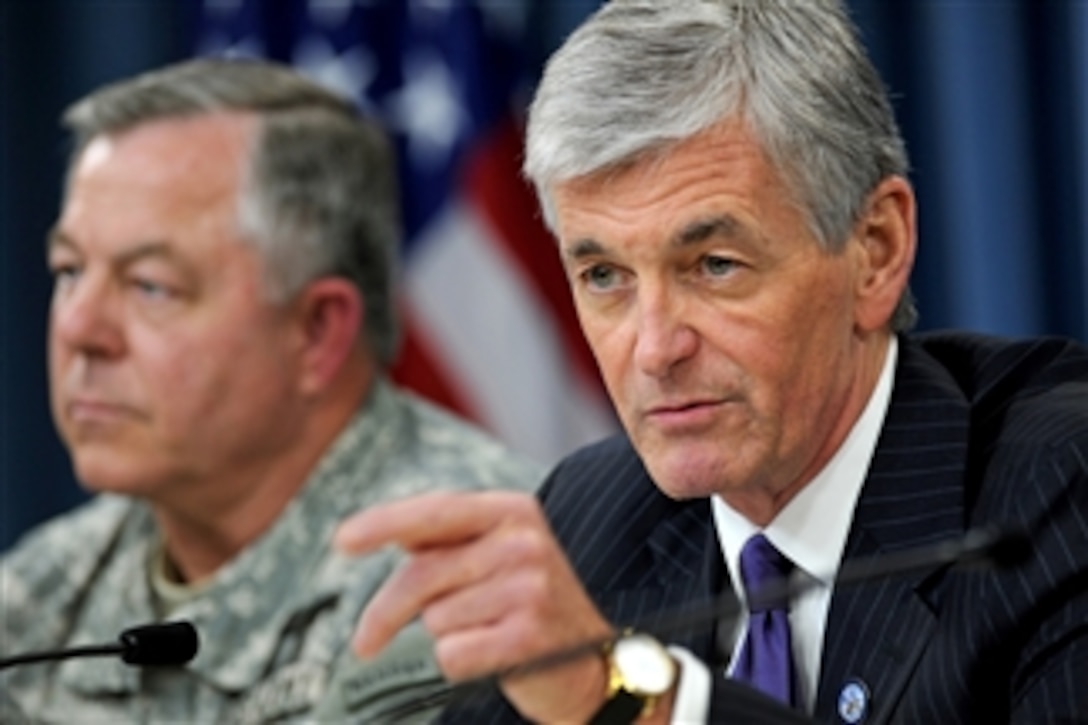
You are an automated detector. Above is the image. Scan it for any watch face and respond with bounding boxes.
[613,633,676,695]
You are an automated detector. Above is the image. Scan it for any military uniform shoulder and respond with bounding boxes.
[391,387,547,491]
[1,494,137,600]
[1,496,139,655]
[2,495,137,589]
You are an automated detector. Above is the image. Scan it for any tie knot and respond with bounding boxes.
[739,534,793,613]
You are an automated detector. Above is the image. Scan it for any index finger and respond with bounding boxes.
[333,489,538,555]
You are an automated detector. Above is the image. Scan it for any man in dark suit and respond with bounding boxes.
[335,1,1088,722]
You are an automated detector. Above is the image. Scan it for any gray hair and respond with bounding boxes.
[62,57,402,363]
[525,0,917,331]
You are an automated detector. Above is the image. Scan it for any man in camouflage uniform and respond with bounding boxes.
[0,58,543,723]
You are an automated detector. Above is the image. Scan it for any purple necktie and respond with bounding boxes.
[731,533,799,708]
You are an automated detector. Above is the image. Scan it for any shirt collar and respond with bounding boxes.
[713,337,898,589]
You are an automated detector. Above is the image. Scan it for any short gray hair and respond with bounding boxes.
[525,0,917,331]
[62,57,402,363]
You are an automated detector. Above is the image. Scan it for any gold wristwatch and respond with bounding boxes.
[590,631,678,724]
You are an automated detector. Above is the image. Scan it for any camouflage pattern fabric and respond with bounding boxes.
[0,379,544,723]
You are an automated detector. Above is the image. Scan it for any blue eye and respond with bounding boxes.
[702,255,737,277]
[584,264,618,290]
[131,278,174,299]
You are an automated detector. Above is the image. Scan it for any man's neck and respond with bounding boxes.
[153,464,309,584]
[153,376,371,584]
[721,333,894,526]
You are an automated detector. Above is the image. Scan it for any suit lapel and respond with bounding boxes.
[644,498,721,595]
[599,498,726,662]
[816,340,970,722]
[646,500,728,660]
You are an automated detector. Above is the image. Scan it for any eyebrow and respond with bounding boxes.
[563,213,747,261]
[564,238,606,261]
[46,228,187,269]
[675,215,743,246]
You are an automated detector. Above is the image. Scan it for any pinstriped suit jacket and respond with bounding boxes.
[443,333,1088,724]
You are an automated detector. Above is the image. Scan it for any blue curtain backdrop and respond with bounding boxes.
[2,0,1087,549]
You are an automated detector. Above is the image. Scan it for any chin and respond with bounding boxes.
[71,452,162,498]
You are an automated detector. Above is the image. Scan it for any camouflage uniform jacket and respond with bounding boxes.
[0,379,544,723]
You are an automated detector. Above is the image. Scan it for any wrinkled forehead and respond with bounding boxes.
[549,122,779,221]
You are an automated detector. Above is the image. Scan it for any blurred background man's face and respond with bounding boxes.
[47,113,307,508]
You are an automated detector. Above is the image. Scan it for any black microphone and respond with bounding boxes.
[0,621,199,671]
[368,525,1029,720]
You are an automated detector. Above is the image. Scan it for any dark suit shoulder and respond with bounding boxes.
[539,434,646,493]
[912,332,1088,409]
[908,331,1088,464]
[899,333,1088,720]
[538,434,669,539]
[536,435,709,596]
[904,331,1087,528]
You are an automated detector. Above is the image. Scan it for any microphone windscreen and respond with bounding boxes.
[119,621,199,666]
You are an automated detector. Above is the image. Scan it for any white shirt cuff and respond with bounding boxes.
[666,646,711,724]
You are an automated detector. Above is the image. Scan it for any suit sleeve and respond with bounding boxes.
[1005,434,1088,720]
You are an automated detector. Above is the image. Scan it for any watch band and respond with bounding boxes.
[589,690,644,725]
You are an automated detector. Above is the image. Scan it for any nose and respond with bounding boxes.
[631,285,698,379]
[50,271,125,358]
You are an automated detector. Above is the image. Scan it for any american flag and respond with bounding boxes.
[193,0,616,466]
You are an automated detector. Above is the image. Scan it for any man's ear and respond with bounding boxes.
[852,175,917,332]
[291,277,366,395]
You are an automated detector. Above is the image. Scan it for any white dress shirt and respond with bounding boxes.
[669,338,898,722]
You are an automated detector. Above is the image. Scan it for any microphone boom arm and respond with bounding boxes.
[0,620,199,671]
[0,643,124,671]
[368,525,1028,720]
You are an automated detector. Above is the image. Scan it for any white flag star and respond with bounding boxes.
[293,36,377,105]
[386,49,469,170]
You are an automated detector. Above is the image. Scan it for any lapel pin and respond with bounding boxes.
[837,678,870,724]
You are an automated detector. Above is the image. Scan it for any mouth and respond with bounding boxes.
[67,399,141,424]
[643,398,728,431]
[648,395,730,413]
